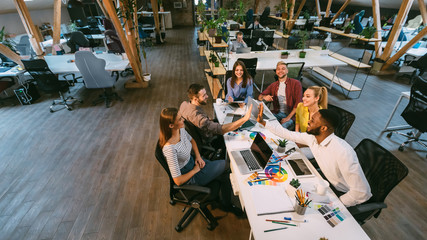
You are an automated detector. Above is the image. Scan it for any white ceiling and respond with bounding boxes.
[0,0,424,14]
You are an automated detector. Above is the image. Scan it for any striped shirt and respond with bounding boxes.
[162,128,193,178]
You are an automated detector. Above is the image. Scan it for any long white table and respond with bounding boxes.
[213,103,370,240]
[44,53,130,74]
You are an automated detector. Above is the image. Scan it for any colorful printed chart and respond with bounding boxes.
[264,165,288,182]
[314,203,346,228]
[249,132,266,140]
[246,172,277,186]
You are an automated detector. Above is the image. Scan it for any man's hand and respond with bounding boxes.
[262,95,273,102]
[243,104,253,121]
[281,117,291,124]
[257,104,266,126]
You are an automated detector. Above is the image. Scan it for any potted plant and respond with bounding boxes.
[303,10,310,20]
[158,0,164,12]
[286,178,301,196]
[218,8,229,24]
[296,30,309,58]
[360,26,377,39]
[215,27,223,44]
[233,0,246,24]
[196,0,206,28]
[343,23,355,34]
[206,19,218,37]
[281,51,289,59]
[277,139,287,152]
[0,26,16,53]
[209,52,218,68]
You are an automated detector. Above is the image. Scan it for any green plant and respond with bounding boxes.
[281,51,289,55]
[278,139,288,147]
[218,8,229,23]
[233,0,247,23]
[196,0,206,25]
[290,178,301,188]
[303,10,310,20]
[209,52,218,65]
[205,19,218,30]
[296,30,309,50]
[0,26,16,52]
[360,26,376,39]
[343,23,355,31]
[68,21,78,32]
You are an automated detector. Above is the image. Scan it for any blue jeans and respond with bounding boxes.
[180,156,226,186]
[274,111,294,130]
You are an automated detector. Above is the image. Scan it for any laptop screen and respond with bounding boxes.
[250,133,273,168]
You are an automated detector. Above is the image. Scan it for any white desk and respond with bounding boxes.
[44,53,129,74]
[228,30,282,40]
[213,103,370,239]
[137,11,172,30]
[41,39,67,48]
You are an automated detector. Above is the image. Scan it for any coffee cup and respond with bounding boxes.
[316,179,329,195]
[216,98,223,105]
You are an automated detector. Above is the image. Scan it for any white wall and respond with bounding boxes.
[0,7,70,36]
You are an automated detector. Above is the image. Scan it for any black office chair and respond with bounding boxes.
[67,31,90,53]
[245,9,254,29]
[348,138,409,225]
[184,119,223,160]
[155,141,220,232]
[287,36,301,49]
[327,104,356,139]
[259,7,271,27]
[286,62,305,81]
[400,53,427,83]
[22,59,80,112]
[240,29,252,41]
[386,76,427,152]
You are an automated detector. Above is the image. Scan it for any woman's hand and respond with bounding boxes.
[192,162,201,173]
[239,102,245,108]
[263,95,273,102]
[281,116,291,124]
[243,104,253,121]
[195,156,205,169]
[228,96,233,103]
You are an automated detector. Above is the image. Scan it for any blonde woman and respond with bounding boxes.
[295,86,328,133]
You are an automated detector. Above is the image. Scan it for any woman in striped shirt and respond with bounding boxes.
[159,108,227,187]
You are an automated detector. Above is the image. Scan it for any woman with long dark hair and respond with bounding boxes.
[226,60,253,105]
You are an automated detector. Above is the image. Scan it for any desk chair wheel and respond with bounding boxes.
[175,226,183,232]
[398,145,405,151]
[387,132,393,138]
[170,200,176,205]
[207,222,218,231]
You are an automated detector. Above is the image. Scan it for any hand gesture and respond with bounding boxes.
[195,156,205,169]
[257,104,266,126]
[263,95,273,102]
[243,104,253,121]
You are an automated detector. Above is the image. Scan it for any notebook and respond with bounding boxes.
[250,186,295,215]
[236,47,252,54]
[230,133,273,175]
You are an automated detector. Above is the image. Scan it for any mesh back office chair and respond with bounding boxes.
[245,9,254,29]
[104,30,125,54]
[259,7,271,26]
[22,59,80,112]
[401,53,427,83]
[286,62,305,81]
[184,119,223,160]
[386,76,427,152]
[240,29,252,42]
[67,31,90,53]
[347,138,408,225]
[74,51,123,108]
[328,104,356,139]
[155,141,220,232]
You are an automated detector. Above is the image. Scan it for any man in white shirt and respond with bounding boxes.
[257,105,372,207]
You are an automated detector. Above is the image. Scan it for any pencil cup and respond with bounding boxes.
[295,203,307,215]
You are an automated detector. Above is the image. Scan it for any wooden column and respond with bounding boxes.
[382,26,427,70]
[96,0,110,19]
[288,0,307,31]
[52,0,62,55]
[289,0,295,20]
[254,0,260,14]
[13,0,44,56]
[325,0,332,17]
[150,0,161,39]
[330,0,351,24]
[0,43,23,67]
[315,0,321,19]
[372,0,382,57]
[380,0,414,62]
[102,0,145,87]
[419,0,427,25]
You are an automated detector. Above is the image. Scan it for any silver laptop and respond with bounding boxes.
[248,96,276,121]
[236,47,251,54]
[223,113,256,130]
[231,133,273,175]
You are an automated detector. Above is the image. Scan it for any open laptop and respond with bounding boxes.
[231,133,273,175]
[248,96,276,121]
[223,113,256,130]
[236,47,251,54]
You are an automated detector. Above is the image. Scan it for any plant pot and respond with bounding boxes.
[277,145,286,153]
[344,28,351,34]
[214,62,220,68]
[143,73,151,81]
[214,36,222,43]
[221,58,226,63]
[372,61,384,72]
[299,51,307,58]
[281,54,289,59]
[208,28,216,37]
[286,184,298,197]
[282,12,288,19]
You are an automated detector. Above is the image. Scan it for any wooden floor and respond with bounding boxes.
[0,27,425,240]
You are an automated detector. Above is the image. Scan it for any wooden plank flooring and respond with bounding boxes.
[0,27,426,240]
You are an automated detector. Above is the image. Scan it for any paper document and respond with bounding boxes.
[250,186,294,215]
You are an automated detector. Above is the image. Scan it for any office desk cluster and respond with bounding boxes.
[213,103,369,239]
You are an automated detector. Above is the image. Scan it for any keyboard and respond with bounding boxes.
[240,150,261,171]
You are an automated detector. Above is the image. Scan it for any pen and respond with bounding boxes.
[250,178,269,183]
[271,221,298,227]
[264,227,288,232]
[284,217,307,223]
[270,138,279,146]
[266,219,290,223]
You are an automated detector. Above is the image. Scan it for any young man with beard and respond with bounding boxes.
[256,104,372,207]
[179,83,253,139]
